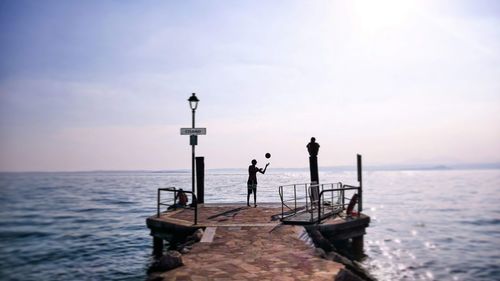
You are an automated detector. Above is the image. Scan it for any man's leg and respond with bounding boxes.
[247,187,251,207]
[253,185,257,207]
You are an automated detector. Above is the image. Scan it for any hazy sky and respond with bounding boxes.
[1,0,499,171]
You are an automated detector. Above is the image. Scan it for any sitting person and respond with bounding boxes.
[168,188,188,210]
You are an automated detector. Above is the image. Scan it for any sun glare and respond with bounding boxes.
[351,0,419,33]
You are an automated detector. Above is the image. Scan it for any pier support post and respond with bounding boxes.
[153,236,164,257]
[309,156,319,184]
[352,235,364,257]
[196,157,205,204]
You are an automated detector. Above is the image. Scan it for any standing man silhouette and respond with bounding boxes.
[247,159,269,207]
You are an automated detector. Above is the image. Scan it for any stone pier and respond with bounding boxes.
[146,203,371,281]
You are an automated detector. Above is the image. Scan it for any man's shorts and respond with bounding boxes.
[247,183,257,194]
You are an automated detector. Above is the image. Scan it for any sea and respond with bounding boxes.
[0,168,499,281]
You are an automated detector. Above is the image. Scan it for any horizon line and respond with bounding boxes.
[1,162,499,173]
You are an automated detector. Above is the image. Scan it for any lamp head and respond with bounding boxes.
[188,93,199,110]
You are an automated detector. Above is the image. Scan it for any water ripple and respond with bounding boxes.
[0,169,499,281]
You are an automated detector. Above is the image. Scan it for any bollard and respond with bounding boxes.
[196,157,204,204]
[309,156,319,184]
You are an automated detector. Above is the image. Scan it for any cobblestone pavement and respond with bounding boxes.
[154,206,343,280]
[169,204,283,225]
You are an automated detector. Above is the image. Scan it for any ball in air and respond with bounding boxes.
[265,153,271,159]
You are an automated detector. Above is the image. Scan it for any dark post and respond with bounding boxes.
[153,236,163,257]
[196,156,205,204]
[157,188,160,217]
[352,235,364,257]
[357,154,362,213]
[309,157,319,184]
[194,194,198,225]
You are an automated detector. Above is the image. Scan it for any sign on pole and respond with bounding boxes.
[180,128,207,135]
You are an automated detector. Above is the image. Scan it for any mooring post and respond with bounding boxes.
[157,188,160,217]
[196,156,205,204]
[307,137,320,184]
[309,156,319,184]
[153,236,163,257]
[357,154,362,213]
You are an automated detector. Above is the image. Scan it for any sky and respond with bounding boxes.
[0,0,499,171]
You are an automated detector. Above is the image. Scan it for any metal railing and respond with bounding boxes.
[157,187,198,225]
[317,184,361,224]
[279,182,362,224]
[314,182,343,220]
[279,182,343,221]
[278,183,310,220]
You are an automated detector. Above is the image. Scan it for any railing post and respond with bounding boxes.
[317,190,321,224]
[174,188,177,205]
[341,183,345,210]
[293,184,297,213]
[281,187,284,219]
[320,184,324,216]
[157,189,160,217]
[330,184,333,212]
[305,184,308,212]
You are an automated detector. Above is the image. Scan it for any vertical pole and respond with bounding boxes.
[192,109,196,195]
[281,187,284,218]
[174,189,177,205]
[309,156,319,184]
[352,235,364,257]
[331,184,334,212]
[294,184,297,212]
[341,184,345,210]
[196,157,205,204]
[317,192,321,224]
[153,236,163,257]
[305,184,308,212]
[194,195,198,225]
[357,154,362,213]
[157,189,160,217]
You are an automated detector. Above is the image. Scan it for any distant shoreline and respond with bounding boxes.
[1,163,499,174]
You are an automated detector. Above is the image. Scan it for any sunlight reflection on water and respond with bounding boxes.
[0,169,499,280]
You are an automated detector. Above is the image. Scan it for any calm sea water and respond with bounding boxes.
[0,169,499,281]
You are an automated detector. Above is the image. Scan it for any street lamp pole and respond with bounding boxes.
[188,93,199,195]
[191,108,195,195]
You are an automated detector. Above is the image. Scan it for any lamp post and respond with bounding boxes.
[188,93,199,195]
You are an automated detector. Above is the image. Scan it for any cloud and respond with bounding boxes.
[1,1,499,170]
